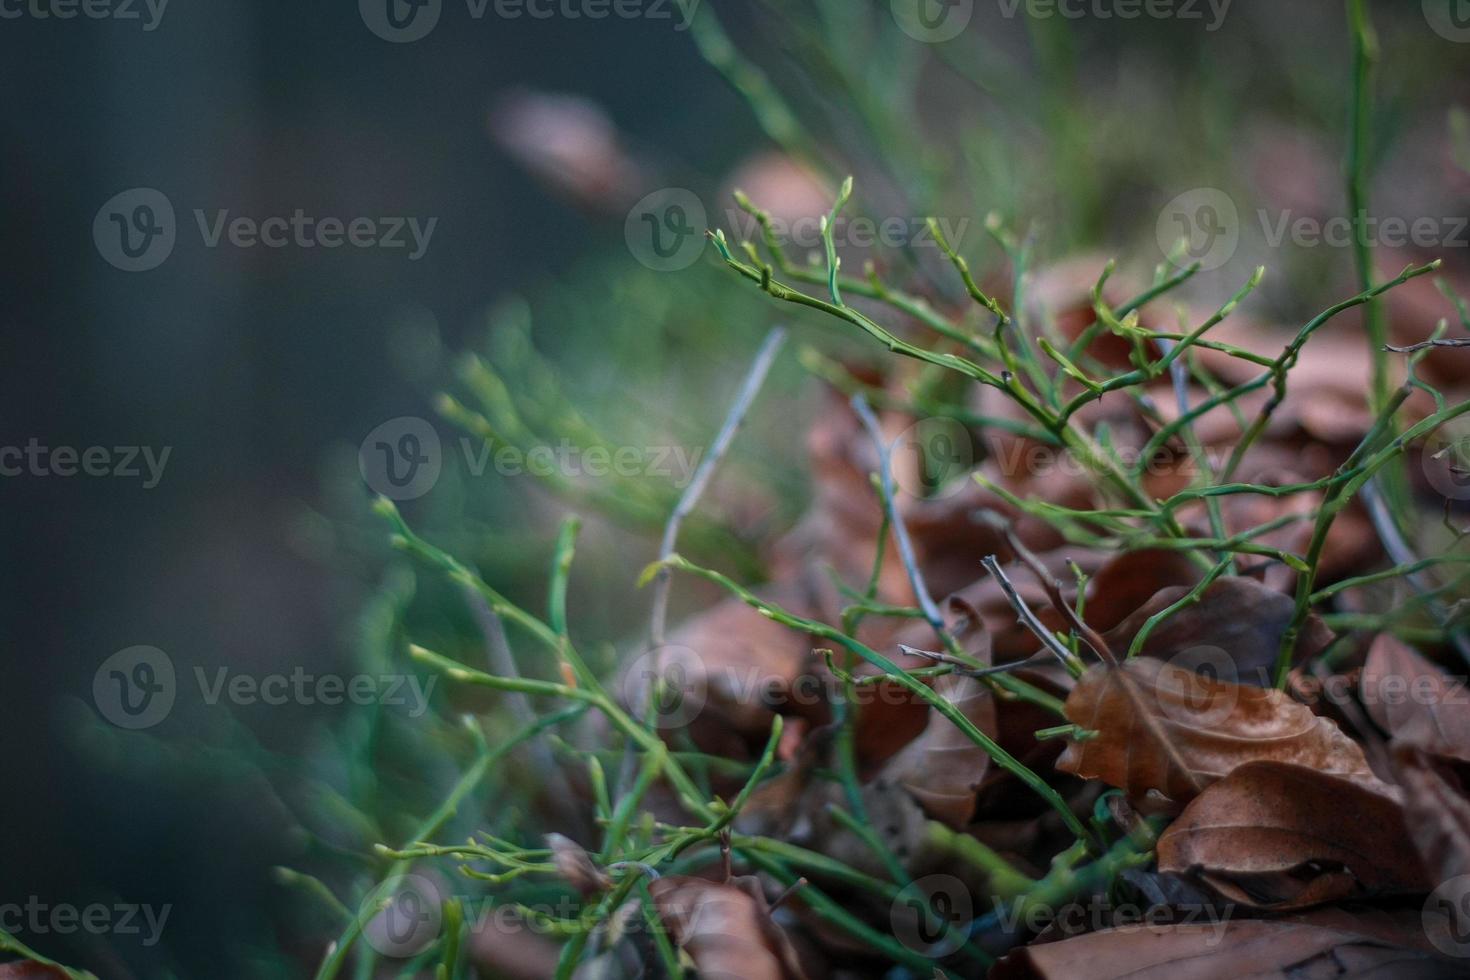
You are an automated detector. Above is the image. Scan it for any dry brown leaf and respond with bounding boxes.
[1058,656,1381,809]
[648,875,809,980]
[1157,760,1428,909]
[882,672,998,829]
[1082,549,1204,634]
[990,907,1465,979]
[1362,634,1470,760]
[1103,577,1333,682]
[1391,742,1470,884]
[546,833,610,897]
[870,599,1001,828]
[646,584,825,757]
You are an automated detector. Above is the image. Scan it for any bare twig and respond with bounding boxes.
[624,325,786,798]
[649,325,788,648]
[769,877,808,911]
[850,394,947,631]
[985,515,1116,666]
[1360,478,1470,666]
[981,554,1078,670]
[898,644,1055,678]
[464,588,584,834]
[1384,338,1470,353]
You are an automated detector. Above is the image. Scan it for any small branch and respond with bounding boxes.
[981,554,1079,671]
[850,394,945,631]
[464,588,584,836]
[1360,478,1470,665]
[649,325,787,649]
[988,517,1116,667]
[1346,0,1388,412]
[899,644,1055,679]
[1384,337,1470,353]
[769,877,808,911]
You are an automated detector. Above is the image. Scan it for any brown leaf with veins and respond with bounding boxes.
[648,875,809,980]
[990,907,1465,979]
[1362,634,1470,760]
[1157,760,1428,910]
[1058,656,1381,810]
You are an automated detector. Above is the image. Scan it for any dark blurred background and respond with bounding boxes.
[1,3,753,975]
[4,1,1469,976]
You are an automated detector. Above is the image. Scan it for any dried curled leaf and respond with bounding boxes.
[1103,577,1333,679]
[648,875,809,980]
[1361,634,1470,760]
[1157,761,1428,909]
[1391,742,1470,883]
[883,673,998,829]
[1058,657,1381,809]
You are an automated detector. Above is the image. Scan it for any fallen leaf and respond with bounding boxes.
[648,875,809,980]
[1081,550,1204,634]
[990,907,1466,979]
[644,584,825,757]
[1390,742,1470,883]
[1103,577,1333,682]
[1362,634,1470,760]
[882,672,998,828]
[547,833,610,897]
[1157,760,1428,909]
[1058,656,1381,809]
